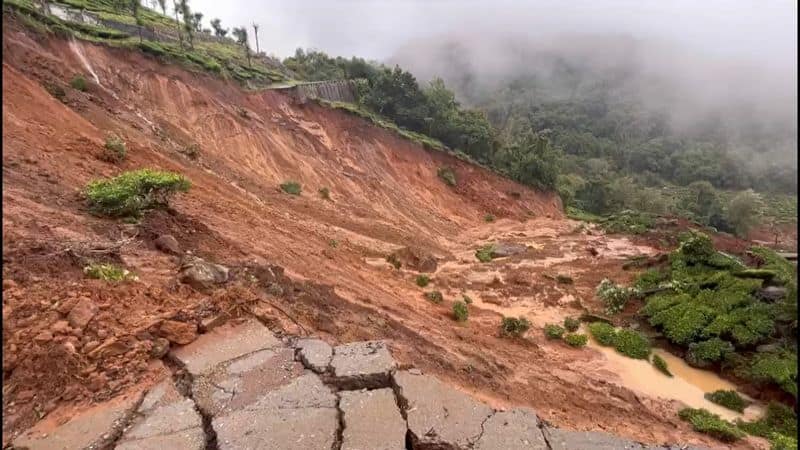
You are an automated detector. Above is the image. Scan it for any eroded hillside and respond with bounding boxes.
[1,18,775,450]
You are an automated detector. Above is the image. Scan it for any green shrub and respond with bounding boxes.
[70,74,87,91]
[587,322,618,346]
[102,135,126,163]
[737,402,798,441]
[613,329,651,359]
[453,301,468,322]
[386,254,401,269]
[424,291,443,304]
[596,279,638,314]
[437,167,457,186]
[318,187,330,200]
[544,324,566,340]
[83,263,135,282]
[564,333,588,347]
[556,274,574,284]
[678,408,745,442]
[598,210,655,234]
[686,338,735,368]
[563,317,580,332]
[652,354,672,377]
[704,390,748,413]
[768,433,798,450]
[484,214,495,222]
[462,294,473,304]
[416,275,430,287]
[328,239,338,248]
[747,351,798,398]
[500,317,530,337]
[280,181,302,195]
[85,169,191,217]
[475,244,494,263]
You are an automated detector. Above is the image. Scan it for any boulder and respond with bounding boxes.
[154,235,181,255]
[756,286,787,302]
[490,242,528,258]
[158,320,198,345]
[67,297,97,329]
[387,246,438,272]
[178,256,229,291]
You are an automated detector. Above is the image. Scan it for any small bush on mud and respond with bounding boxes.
[652,354,672,377]
[484,214,495,222]
[678,408,744,442]
[704,390,749,413]
[453,301,468,322]
[280,181,302,195]
[181,143,200,159]
[587,321,618,346]
[596,279,639,314]
[544,323,565,340]
[424,290,443,304]
[102,135,126,163]
[613,329,651,359]
[85,169,191,217]
[564,333,588,348]
[416,275,431,287]
[319,187,330,200]
[328,239,338,248]
[83,263,136,282]
[70,74,88,91]
[437,167,457,187]
[556,274,574,284]
[386,254,402,269]
[475,244,495,263]
[462,294,473,304]
[501,317,531,337]
[686,338,735,368]
[563,317,580,332]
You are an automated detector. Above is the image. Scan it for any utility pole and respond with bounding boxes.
[252,22,260,54]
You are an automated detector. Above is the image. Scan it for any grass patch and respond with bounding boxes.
[556,274,574,284]
[564,333,588,348]
[678,408,745,442]
[424,290,443,304]
[415,275,430,287]
[102,134,126,162]
[318,187,330,200]
[70,74,87,91]
[437,166,456,187]
[83,262,135,281]
[280,181,302,195]
[598,210,655,234]
[563,317,580,332]
[613,329,651,359]
[652,354,672,377]
[704,390,749,413]
[84,169,190,217]
[386,254,401,269]
[544,323,566,340]
[484,214,495,222]
[475,244,495,263]
[462,294,473,305]
[500,316,530,337]
[452,301,468,322]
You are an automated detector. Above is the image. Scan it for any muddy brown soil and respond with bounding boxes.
[1,18,771,450]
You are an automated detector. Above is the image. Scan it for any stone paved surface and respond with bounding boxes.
[393,369,494,448]
[339,388,406,450]
[13,319,713,450]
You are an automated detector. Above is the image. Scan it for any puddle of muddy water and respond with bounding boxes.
[586,337,763,422]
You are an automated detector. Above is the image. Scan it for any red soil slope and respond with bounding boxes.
[2,20,762,449]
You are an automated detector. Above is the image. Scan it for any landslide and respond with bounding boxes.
[1,19,756,450]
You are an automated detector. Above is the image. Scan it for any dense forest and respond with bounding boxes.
[284,38,797,236]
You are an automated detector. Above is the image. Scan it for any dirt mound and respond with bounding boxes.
[388,246,439,272]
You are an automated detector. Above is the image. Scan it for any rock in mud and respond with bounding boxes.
[154,234,181,255]
[178,256,229,291]
[116,378,205,450]
[12,389,143,450]
[393,370,493,448]
[387,246,438,272]
[756,286,787,302]
[330,340,396,390]
[88,336,133,359]
[296,338,333,373]
[149,337,171,358]
[339,388,406,450]
[157,320,198,345]
[542,427,646,449]
[67,297,97,329]
[474,408,548,450]
[490,241,528,258]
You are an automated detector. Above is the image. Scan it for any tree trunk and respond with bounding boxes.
[253,25,260,54]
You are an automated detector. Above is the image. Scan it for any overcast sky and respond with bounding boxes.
[189,0,796,70]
